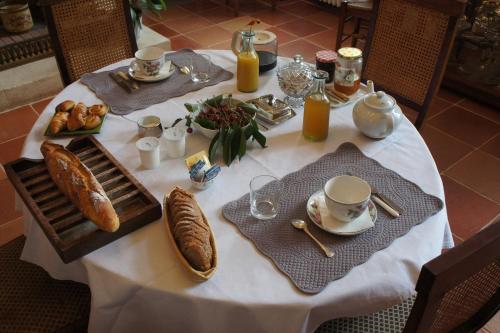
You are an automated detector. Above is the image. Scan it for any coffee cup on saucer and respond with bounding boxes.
[324,175,371,223]
[131,46,165,77]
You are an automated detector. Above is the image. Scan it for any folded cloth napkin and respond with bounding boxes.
[316,194,374,233]
[80,49,233,115]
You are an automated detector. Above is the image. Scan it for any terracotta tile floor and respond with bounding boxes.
[1,0,499,255]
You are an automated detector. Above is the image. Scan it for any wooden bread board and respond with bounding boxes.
[5,136,162,263]
[163,191,217,281]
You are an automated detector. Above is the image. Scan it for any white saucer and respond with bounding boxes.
[128,61,175,82]
[306,190,377,236]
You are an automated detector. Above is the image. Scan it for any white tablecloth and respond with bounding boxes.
[20,50,453,333]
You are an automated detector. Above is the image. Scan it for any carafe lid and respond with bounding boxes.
[253,30,277,45]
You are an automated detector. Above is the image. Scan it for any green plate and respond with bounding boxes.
[44,113,107,137]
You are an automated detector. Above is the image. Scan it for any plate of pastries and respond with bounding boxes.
[44,100,109,137]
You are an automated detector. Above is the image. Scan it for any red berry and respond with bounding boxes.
[187,127,193,134]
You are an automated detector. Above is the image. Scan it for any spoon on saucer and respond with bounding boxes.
[291,219,334,258]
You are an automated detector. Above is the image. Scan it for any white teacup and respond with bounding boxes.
[131,47,165,76]
[324,175,371,223]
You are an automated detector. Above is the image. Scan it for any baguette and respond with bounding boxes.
[168,187,212,271]
[40,141,120,232]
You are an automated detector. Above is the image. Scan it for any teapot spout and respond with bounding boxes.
[366,80,375,93]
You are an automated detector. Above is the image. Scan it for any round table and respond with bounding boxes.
[20,50,453,333]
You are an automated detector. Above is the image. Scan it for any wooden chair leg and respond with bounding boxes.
[336,1,348,51]
[352,17,361,47]
[234,0,239,16]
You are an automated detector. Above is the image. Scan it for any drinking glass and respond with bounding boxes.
[190,54,211,83]
[250,175,283,220]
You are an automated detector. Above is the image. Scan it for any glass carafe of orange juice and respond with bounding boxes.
[303,70,330,141]
[235,31,259,93]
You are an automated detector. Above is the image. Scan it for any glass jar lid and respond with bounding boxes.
[316,50,337,63]
[253,30,277,45]
[338,47,363,60]
[277,55,313,78]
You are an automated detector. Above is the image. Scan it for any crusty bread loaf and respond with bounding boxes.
[41,141,120,232]
[168,187,212,271]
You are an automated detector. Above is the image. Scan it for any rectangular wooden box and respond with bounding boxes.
[5,136,162,263]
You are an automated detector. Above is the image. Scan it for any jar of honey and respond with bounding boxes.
[334,47,363,96]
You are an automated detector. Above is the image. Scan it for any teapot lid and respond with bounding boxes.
[363,91,395,110]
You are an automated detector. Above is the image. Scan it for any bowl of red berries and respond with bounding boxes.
[183,94,266,166]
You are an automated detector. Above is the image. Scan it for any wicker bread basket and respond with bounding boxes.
[163,191,217,281]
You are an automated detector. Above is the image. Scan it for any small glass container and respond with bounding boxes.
[254,30,278,73]
[334,47,363,96]
[303,70,330,141]
[316,50,337,84]
[277,54,314,108]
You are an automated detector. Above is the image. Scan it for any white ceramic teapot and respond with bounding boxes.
[352,81,402,139]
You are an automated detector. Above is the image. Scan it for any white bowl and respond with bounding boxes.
[324,175,371,223]
[193,122,218,139]
[191,177,215,190]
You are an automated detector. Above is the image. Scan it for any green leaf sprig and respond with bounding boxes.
[182,94,267,166]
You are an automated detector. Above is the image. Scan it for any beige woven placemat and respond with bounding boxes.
[222,143,443,294]
[80,49,233,115]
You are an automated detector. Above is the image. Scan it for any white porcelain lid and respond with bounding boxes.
[363,91,395,111]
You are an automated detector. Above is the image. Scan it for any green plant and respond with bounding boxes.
[130,0,166,30]
[176,95,267,166]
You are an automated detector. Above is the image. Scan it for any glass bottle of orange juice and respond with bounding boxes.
[236,31,259,93]
[303,70,330,141]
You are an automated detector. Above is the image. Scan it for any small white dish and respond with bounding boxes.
[326,83,369,109]
[128,60,174,82]
[307,190,377,236]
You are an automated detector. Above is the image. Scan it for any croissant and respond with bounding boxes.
[55,100,75,113]
[67,103,87,131]
[49,112,69,134]
[89,104,109,117]
[84,115,102,130]
[168,187,212,271]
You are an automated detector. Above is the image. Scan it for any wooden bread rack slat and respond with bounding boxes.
[5,135,162,262]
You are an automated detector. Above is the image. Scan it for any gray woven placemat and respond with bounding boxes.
[222,142,443,294]
[80,49,233,115]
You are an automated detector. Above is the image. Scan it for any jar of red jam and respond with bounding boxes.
[334,47,363,95]
[315,50,337,84]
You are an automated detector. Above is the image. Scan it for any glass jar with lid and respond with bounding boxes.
[334,47,363,96]
[277,54,314,108]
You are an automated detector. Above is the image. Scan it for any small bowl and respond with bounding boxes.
[324,175,371,223]
[193,122,218,139]
[190,177,215,190]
